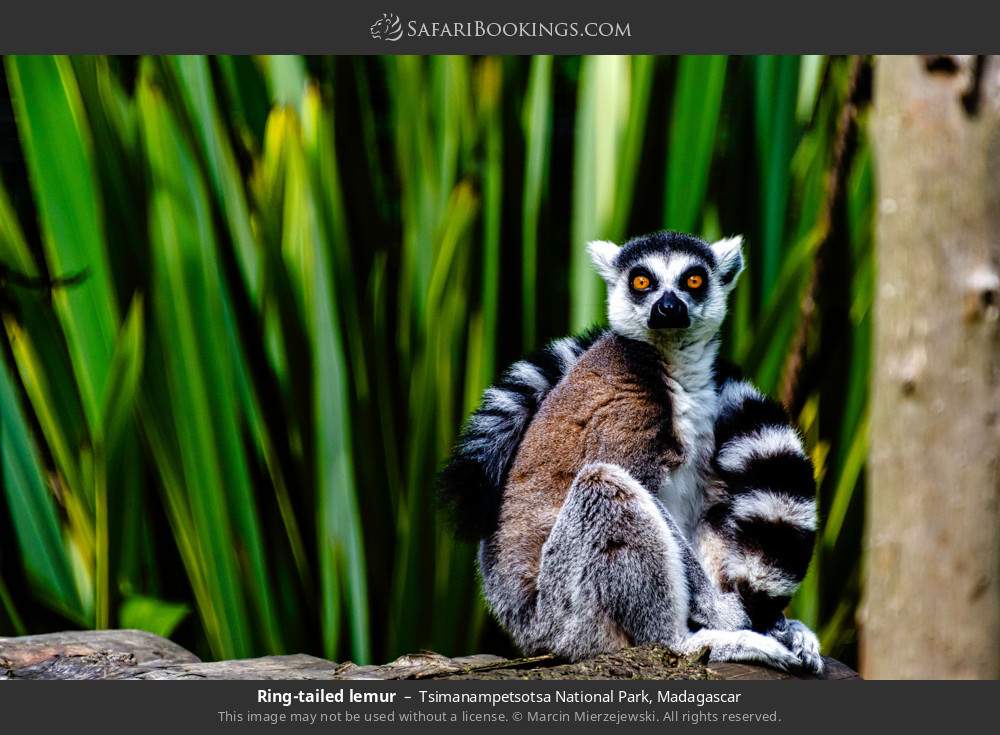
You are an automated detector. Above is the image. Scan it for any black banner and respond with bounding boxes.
[0,0,999,53]
[0,680,995,732]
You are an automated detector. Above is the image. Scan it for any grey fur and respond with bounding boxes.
[481,462,756,662]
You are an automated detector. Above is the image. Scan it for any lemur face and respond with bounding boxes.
[588,231,744,345]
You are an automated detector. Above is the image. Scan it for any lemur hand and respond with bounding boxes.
[769,618,823,674]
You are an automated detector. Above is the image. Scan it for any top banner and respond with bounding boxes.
[1,0,999,53]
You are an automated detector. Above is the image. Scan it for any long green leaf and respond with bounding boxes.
[520,55,553,350]
[166,55,262,302]
[755,55,800,297]
[140,78,278,657]
[6,56,120,436]
[571,55,630,331]
[0,574,27,635]
[1,358,83,621]
[478,57,503,386]
[266,106,371,661]
[664,55,727,233]
[100,297,145,455]
[610,56,656,242]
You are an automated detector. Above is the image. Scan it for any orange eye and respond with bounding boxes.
[686,274,704,289]
[632,275,651,290]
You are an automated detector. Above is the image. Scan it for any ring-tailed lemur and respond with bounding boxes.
[440,231,821,672]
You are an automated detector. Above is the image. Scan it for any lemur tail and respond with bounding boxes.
[439,327,608,540]
[706,377,818,629]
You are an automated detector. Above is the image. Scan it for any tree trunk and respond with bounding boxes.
[864,55,1000,679]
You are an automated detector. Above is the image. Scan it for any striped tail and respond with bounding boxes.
[703,375,818,630]
[439,328,607,540]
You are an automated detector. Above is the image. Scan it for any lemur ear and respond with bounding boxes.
[711,235,745,291]
[588,240,620,284]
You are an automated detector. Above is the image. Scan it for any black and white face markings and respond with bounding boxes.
[589,231,744,345]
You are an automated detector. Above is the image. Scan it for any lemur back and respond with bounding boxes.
[439,328,607,540]
[486,332,683,607]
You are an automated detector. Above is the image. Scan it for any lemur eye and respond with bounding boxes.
[686,274,704,289]
[632,275,651,290]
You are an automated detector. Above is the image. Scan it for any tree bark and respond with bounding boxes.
[864,55,1000,679]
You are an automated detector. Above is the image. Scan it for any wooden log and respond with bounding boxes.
[0,630,859,680]
[0,629,199,680]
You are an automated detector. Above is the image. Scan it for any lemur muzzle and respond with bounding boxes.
[649,291,690,329]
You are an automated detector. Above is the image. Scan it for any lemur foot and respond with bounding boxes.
[770,619,823,674]
[680,629,802,672]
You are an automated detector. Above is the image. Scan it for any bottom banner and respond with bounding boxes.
[0,679,992,732]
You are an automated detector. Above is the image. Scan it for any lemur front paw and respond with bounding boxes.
[681,629,803,672]
[771,619,823,674]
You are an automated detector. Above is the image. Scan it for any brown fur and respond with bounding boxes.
[488,333,685,602]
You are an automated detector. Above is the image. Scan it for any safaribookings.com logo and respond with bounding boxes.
[370,12,404,41]
[370,13,631,41]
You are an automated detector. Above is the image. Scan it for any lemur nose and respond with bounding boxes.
[650,292,690,329]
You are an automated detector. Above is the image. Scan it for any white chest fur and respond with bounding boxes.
[657,341,719,541]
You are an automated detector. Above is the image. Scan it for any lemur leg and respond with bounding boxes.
[529,462,690,660]
[526,462,800,669]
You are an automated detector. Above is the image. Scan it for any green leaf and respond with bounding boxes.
[477,57,503,386]
[0,180,34,272]
[571,55,631,331]
[264,105,370,661]
[263,55,308,110]
[0,574,27,635]
[301,81,370,399]
[755,55,800,298]
[119,594,190,638]
[165,56,262,302]
[610,56,656,242]
[5,55,120,437]
[665,55,727,233]
[139,77,276,658]
[796,55,825,123]
[100,296,145,454]
[215,56,270,143]
[824,414,870,549]
[520,55,553,349]
[0,358,83,622]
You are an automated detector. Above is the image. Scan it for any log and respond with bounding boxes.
[0,629,198,679]
[1,629,858,681]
